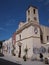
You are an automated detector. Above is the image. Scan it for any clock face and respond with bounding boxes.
[34,27,38,34]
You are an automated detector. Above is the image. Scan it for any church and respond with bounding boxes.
[12,6,49,58]
[3,6,49,59]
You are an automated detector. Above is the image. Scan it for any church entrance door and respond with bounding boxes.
[18,46,21,58]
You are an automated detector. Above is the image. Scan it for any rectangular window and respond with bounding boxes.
[19,35,21,40]
[33,9,36,14]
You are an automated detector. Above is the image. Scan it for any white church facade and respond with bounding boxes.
[3,6,49,59]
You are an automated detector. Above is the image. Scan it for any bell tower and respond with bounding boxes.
[26,6,39,24]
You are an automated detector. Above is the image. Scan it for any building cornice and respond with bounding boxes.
[16,35,40,42]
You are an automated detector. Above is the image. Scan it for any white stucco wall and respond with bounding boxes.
[16,34,20,41]
[15,37,33,58]
[16,25,40,42]
[16,26,33,41]
[21,26,33,39]
[33,38,41,48]
[15,25,41,58]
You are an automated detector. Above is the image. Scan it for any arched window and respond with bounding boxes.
[28,10,30,15]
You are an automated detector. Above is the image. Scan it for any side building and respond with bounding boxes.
[3,37,13,55]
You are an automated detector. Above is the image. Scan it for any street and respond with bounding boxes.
[0,58,48,65]
[0,55,48,65]
[0,58,21,65]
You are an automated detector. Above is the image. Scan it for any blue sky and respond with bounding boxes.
[0,0,49,41]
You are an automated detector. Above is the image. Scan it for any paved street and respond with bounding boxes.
[22,60,48,65]
[0,55,48,65]
[0,58,21,65]
[0,53,48,65]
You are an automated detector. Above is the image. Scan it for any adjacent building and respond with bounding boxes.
[3,37,12,55]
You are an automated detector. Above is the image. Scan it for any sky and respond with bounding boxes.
[0,0,49,41]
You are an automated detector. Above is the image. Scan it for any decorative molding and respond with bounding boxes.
[16,36,40,42]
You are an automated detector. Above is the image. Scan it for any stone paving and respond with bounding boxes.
[0,55,48,65]
[0,58,20,65]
